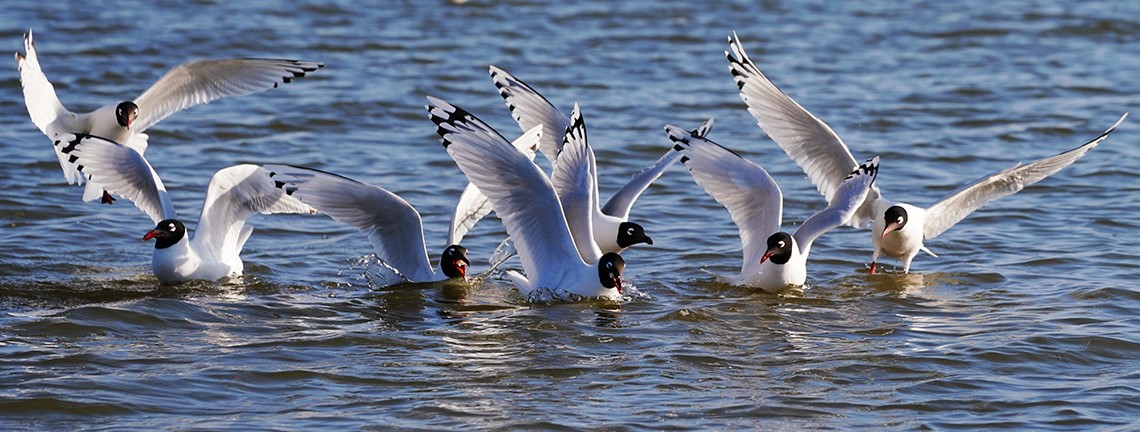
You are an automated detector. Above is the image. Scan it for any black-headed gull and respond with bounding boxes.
[427,96,625,301]
[667,125,879,292]
[480,65,704,253]
[260,164,475,284]
[551,103,653,262]
[55,135,315,282]
[725,32,1126,274]
[16,29,323,204]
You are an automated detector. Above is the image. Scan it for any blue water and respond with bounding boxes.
[1,1,1138,429]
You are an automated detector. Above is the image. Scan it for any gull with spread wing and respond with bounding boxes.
[261,164,489,285]
[56,135,315,282]
[16,29,322,203]
[726,31,1126,273]
[667,125,879,292]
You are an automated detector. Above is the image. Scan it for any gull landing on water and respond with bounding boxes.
[427,96,625,302]
[261,164,476,285]
[16,29,323,204]
[725,31,1127,274]
[667,125,879,293]
[57,135,316,282]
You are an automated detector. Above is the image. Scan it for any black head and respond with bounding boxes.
[616,221,653,248]
[439,245,470,279]
[761,232,794,265]
[115,101,139,128]
[882,205,908,239]
[598,252,626,294]
[143,219,185,249]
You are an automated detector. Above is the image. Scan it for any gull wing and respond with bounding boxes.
[61,134,176,224]
[727,32,879,228]
[262,164,437,281]
[923,114,1125,239]
[667,124,781,278]
[133,58,323,132]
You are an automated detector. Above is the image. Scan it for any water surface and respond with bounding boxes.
[1,1,1138,429]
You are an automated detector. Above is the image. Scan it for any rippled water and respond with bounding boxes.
[1,1,1138,429]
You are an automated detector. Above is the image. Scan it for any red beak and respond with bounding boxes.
[143,229,160,241]
[760,251,774,264]
[453,259,468,279]
[614,276,623,295]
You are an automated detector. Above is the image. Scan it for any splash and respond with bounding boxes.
[336,254,408,289]
[485,237,518,275]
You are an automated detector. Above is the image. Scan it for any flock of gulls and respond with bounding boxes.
[16,30,1126,302]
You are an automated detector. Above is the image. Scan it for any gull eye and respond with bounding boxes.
[778,240,786,248]
[626,227,635,235]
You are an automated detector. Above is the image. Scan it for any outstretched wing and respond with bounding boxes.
[489,65,570,165]
[602,118,713,219]
[193,165,315,262]
[16,30,85,185]
[727,32,879,228]
[923,114,1125,239]
[15,30,68,136]
[428,96,584,290]
[133,58,323,132]
[550,104,603,264]
[447,124,543,245]
[793,157,879,255]
[60,134,176,224]
[667,124,781,278]
[261,164,436,281]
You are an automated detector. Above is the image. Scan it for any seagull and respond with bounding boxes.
[447,125,543,246]
[725,31,1127,273]
[666,125,879,293]
[550,103,654,261]
[470,65,707,253]
[260,164,478,284]
[427,96,626,301]
[54,134,315,282]
[16,29,323,204]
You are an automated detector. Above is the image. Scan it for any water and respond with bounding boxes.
[1,1,1138,429]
